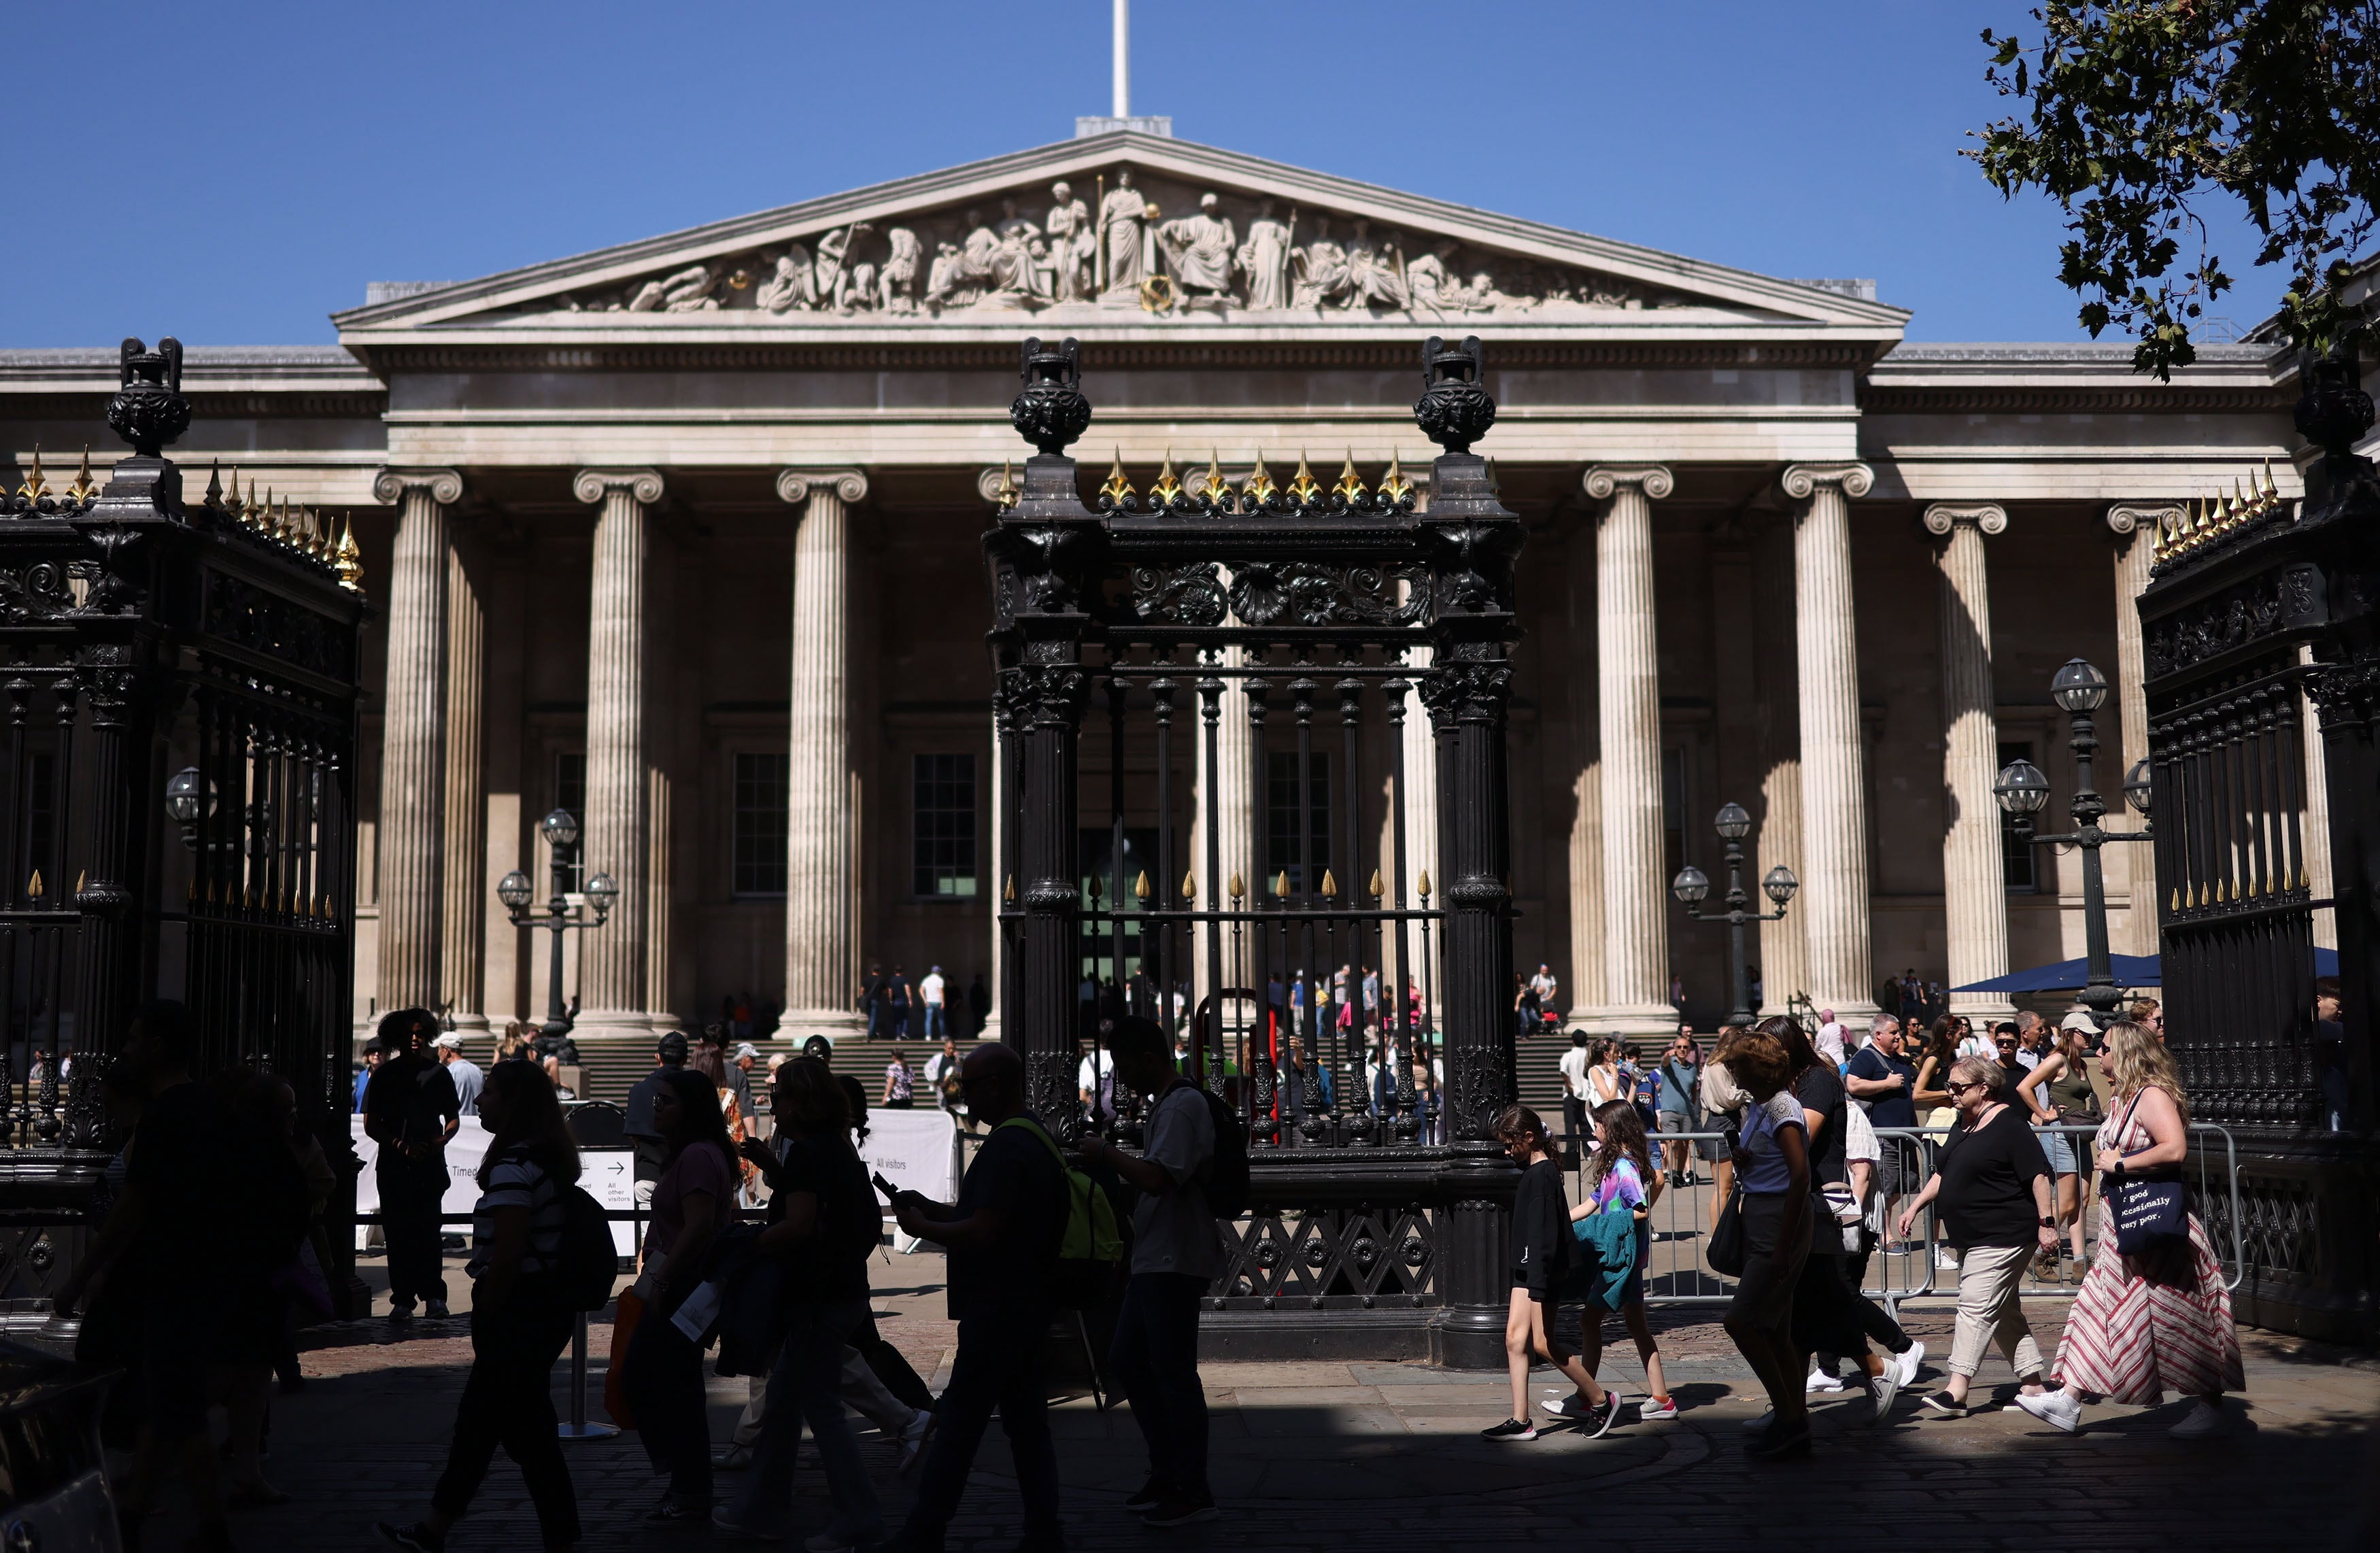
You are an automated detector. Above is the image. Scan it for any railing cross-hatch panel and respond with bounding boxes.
[983,335,1525,1364]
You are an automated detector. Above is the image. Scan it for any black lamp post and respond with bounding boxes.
[1994,656,2153,1025]
[496,808,615,1041]
[1671,801,1798,1027]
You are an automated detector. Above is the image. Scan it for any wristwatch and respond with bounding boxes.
[2037,1216,2056,1228]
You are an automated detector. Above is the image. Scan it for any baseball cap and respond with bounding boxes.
[2059,1010,2101,1034]
[733,1042,759,1061]
[432,1033,464,1050]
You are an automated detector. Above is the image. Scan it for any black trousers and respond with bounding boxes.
[430,1288,580,1548]
[1109,1272,1210,1497]
[902,1305,1061,1550]
[379,1155,448,1307]
[855,1311,934,1412]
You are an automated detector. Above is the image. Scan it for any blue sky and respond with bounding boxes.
[4,0,2281,349]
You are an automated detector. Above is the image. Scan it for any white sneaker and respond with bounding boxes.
[2014,1388,2083,1434]
[1935,1246,1960,1271]
[1866,1365,1901,1424]
[1805,1367,1847,1395]
[1636,1395,1678,1422]
[2168,1398,2225,1438]
[1894,1342,1926,1389]
[898,1407,935,1471]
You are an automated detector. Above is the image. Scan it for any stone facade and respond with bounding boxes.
[0,131,2327,1048]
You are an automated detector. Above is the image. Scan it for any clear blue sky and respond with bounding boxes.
[4,0,2281,349]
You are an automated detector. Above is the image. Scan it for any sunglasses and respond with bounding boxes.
[1950,1079,1996,1095]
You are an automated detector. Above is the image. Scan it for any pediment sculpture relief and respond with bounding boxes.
[539,167,1679,324]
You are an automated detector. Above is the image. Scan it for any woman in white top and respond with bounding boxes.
[1585,1038,1629,1108]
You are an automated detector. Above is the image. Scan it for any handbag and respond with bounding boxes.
[2107,1093,2188,1255]
[1820,1182,1865,1254]
[1707,1184,1747,1278]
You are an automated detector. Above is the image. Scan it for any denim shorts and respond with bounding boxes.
[2039,1125,2080,1176]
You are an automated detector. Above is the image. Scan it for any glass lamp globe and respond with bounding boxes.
[2051,657,2109,714]
[540,808,580,849]
[2124,757,2153,817]
[1713,801,1752,841]
[496,869,534,910]
[165,767,208,824]
[584,871,619,915]
[1761,864,1799,906]
[1994,759,2052,815]
[1671,864,1710,906]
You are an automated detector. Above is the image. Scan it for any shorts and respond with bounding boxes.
[1875,1134,1919,1199]
[2039,1126,2079,1176]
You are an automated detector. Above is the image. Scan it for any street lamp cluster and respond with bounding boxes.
[496,808,614,1040]
[1671,800,1798,1027]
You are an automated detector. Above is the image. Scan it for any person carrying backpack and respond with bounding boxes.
[377,1061,583,1553]
[883,1043,1068,1553]
[1074,1016,1230,1527]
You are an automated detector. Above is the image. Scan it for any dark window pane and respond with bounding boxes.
[1663,746,1688,883]
[1264,751,1331,891]
[1999,739,2037,892]
[913,753,977,898]
[732,753,790,897]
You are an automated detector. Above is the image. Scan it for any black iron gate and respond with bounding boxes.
[0,338,365,1310]
[985,335,1523,1364]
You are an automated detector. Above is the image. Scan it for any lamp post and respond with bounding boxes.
[1994,656,2153,1025]
[1671,801,1799,1027]
[496,808,615,1041]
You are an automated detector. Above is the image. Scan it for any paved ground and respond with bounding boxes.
[139,1250,2380,1553]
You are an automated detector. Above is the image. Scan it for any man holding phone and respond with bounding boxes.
[882,1043,1067,1553]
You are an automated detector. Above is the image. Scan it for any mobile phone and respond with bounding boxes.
[872,1172,903,1201]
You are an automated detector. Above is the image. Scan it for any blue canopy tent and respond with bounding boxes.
[1952,948,2339,995]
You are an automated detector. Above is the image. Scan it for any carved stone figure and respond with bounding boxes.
[629,264,720,313]
[877,227,921,312]
[926,240,968,309]
[1342,220,1410,311]
[1237,200,1293,310]
[1291,218,1348,309]
[1100,169,1146,293]
[1406,240,1458,315]
[991,201,1040,296]
[1159,192,1237,301]
[962,210,1000,289]
[1457,269,1537,313]
[814,224,869,309]
[1044,181,1094,302]
[757,244,818,313]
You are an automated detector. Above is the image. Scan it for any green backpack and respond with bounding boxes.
[996,1116,1124,1308]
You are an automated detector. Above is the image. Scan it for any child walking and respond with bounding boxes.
[1482,1106,1620,1441]
[1546,1099,1678,1423]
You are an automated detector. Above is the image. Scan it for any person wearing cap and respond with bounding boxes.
[625,1033,692,1208]
[435,1033,486,1118]
[355,1036,388,1113]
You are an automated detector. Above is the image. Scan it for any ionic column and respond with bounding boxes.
[779,469,868,1029]
[1926,503,2016,1019]
[1189,645,1253,1012]
[1782,463,1880,1020]
[1753,517,1807,1017]
[371,468,463,1016]
[1393,646,1440,1027]
[439,536,488,1031]
[1583,466,1674,1038]
[1561,526,1605,1023]
[2106,503,2177,955]
[572,469,665,1039]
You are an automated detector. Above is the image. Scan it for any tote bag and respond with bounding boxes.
[2107,1093,2188,1255]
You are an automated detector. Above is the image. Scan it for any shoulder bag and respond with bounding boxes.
[1707,1183,1747,1277]
[2107,1092,2188,1255]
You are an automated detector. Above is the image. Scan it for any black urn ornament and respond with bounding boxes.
[1413,335,1495,456]
[1010,336,1093,457]
[2295,344,2375,459]
[105,337,191,458]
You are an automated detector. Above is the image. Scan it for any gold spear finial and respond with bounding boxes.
[26,870,41,901]
[1288,450,1323,507]
[1004,874,1017,902]
[1274,870,1291,897]
[1181,870,1197,900]
[1204,448,1231,509]
[64,447,97,505]
[995,458,1017,512]
[335,515,364,592]
[1134,870,1151,900]
[1242,454,1276,507]
[17,446,46,505]
[1368,868,1384,898]
[1416,868,1431,897]
[1228,871,1245,902]
[1333,451,1368,503]
[1149,453,1183,508]
[203,462,224,511]
[1377,452,1414,505]
[1320,868,1338,898]
[1100,450,1136,507]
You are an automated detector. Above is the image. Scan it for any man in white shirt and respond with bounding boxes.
[1073,1017,1224,1526]
[919,965,949,1040]
[1078,1042,1117,1126]
[1529,964,1558,1006]
[1815,1009,1847,1068]
[1557,1031,1593,1155]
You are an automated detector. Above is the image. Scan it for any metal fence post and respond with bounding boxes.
[558,1308,617,1442]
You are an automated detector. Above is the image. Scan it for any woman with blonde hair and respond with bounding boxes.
[2014,1021,2243,1438]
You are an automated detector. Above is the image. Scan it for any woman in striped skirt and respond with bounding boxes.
[2013,1021,2243,1438]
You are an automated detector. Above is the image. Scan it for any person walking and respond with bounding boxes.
[919,965,949,1040]
[1845,1014,1919,1248]
[619,1069,739,1522]
[1894,1056,2060,1418]
[1075,1016,1225,1526]
[883,1050,917,1110]
[624,1031,692,1209]
[887,966,915,1040]
[376,1062,584,1553]
[2014,1021,2244,1437]
[1481,1105,1618,1441]
[715,1059,887,1548]
[1699,1028,1750,1233]
[1716,1027,1814,1458]
[1544,1099,1677,1424]
[2016,1014,2102,1274]
[1585,1037,1627,1111]
[363,1008,462,1319]
[925,1038,966,1126]
[1656,1029,1702,1186]
[432,1033,484,1117]
[884,1044,1068,1553]
[1812,1086,1924,1395]
[1558,1031,1593,1161]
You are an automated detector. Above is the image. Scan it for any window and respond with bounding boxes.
[1265,751,1333,891]
[1999,739,2037,893]
[732,753,789,897]
[551,753,585,892]
[913,753,977,898]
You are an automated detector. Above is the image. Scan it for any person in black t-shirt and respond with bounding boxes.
[885,1043,1065,1553]
[1480,1105,1615,1442]
[363,1008,462,1318]
[1844,1014,1920,1226]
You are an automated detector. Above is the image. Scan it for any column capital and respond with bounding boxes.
[371,466,463,506]
[1922,501,2009,537]
[1582,464,1674,501]
[1780,462,1874,501]
[571,468,664,507]
[2105,500,2183,539]
[777,468,869,506]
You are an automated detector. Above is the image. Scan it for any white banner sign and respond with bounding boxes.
[353,1117,636,1255]
[859,1108,962,1221]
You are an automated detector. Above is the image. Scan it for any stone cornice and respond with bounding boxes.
[571,468,665,505]
[776,468,869,505]
[1865,383,2292,415]
[1780,462,1874,500]
[1921,502,2008,536]
[1582,464,1674,501]
[371,466,464,505]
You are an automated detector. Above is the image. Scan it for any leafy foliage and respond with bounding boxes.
[1972,3,2380,378]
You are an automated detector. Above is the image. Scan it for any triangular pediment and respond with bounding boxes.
[333,133,1907,340]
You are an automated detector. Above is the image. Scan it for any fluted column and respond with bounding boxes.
[573,469,664,1039]
[1783,463,1879,1019]
[779,469,868,1029]
[440,536,488,1030]
[1754,517,1807,1017]
[1583,465,1675,1038]
[1190,645,1253,1011]
[1926,504,2017,1019]
[371,468,462,1016]
[1395,646,1440,1027]
[1562,526,1605,1022]
[2106,503,2176,955]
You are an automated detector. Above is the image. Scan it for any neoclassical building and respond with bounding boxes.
[0,130,2322,1063]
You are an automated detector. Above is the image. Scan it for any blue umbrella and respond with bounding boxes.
[1952,948,2336,995]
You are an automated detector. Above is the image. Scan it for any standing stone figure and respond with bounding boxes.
[878,227,921,312]
[757,244,817,313]
[1044,182,1095,302]
[1100,169,1146,294]
[1237,200,1293,310]
[814,224,870,307]
[1159,192,1238,301]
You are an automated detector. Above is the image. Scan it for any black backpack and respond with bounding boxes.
[1198,1088,1251,1219]
[555,1180,622,1312]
